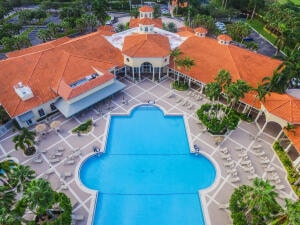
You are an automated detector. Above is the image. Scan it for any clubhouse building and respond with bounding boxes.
[0,6,299,169]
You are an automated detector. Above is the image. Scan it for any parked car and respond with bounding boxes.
[243,37,254,42]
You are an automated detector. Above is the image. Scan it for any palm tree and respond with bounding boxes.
[23,179,54,216]
[10,165,36,193]
[0,186,16,210]
[37,29,51,42]
[225,80,251,110]
[247,83,269,117]
[215,69,232,90]
[0,208,20,225]
[0,160,16,187]
[12,128,36,156]
[262,70,288,94]
[205,82,222,104]
[245,178,280,223]
[170,48,183,80]
[270,199,300,225]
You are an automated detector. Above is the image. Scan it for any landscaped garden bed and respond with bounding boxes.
[273,141,300,197]
[197,103,240,135]
[172,80,188,91]
[72,119,93,134]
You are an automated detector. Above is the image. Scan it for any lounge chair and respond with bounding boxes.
[218,203,229,209]
[32,158,43,164]
[248,174,258,180]
[240,160,252,166]
[238,152,247,158]
[242,165,254,172]
[252,144,262,149]
[234,146,243,151]
[61,172,72,179]
[275,185,285,190]
[64,159,75,165]
[265,166,275,172]
[186,90,192,96]
[196,95,203,101]
[226,168,237,174]
[55,152,63,157]
[188,104,194,110]
[44,169,54,178]
[229,177,240,183]
[72,214,84,221]
[49,158,60,163]
[39,149,47,154]
[224,161,234,167]
[253,151,265,156]
[260,159,270,164]
[175,98,182,103]
[57,146,65,152]
[220,147,228,154]
[221,154,231,160]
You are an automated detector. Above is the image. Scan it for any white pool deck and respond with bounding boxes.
[0,77,297,225]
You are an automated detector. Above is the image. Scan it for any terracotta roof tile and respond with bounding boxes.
[177,31,195,37]
[218,34,232,42]
[139,17,155,25]
[97,25,115,35]
[139,6,154,12]
[174,36,281,87]
[122,34,170,57]
[241,91,261,109]
[262,93,300,123]
[194,27,208,33]
[178,26,194,32]
[129,18,162,28]
[284,125,300,153]
[0,31,122,117]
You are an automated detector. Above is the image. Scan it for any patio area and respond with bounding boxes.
[0,77,297,225]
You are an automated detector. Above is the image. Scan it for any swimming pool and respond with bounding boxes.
[80,105,216,225]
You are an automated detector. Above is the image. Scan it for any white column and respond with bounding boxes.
[158,68,161,81]
[167,67,169,77]
[200,84,204,94]
[275,129,284,141]
[139,67,141,81]
[152,67,155,81]
[255,111,262,123]
[188,78,191,87]
[125,66,127,76]
[285,143,292,152]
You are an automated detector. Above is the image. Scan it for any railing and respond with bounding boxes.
[0,120,14,137]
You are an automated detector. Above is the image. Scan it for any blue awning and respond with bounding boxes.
[18,111,34,122]
[54,80,126,118]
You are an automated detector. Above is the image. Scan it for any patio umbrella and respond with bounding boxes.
[35,123,47,133]
[50,120,61,130]
[215,136,223,144]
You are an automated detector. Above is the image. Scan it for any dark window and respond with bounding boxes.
[26,119,33,126]
[50,103,56,111]
[38,109,45,117]
[126,58,130,62]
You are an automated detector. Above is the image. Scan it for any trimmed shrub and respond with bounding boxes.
[273,141,300,197]
[72,119,92,134]
[172,80,189,91]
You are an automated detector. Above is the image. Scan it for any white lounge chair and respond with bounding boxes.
[72,214,84,221]
[64,159,75,165]
[248,174,258,180]
[224,161,234,167]
[175,98,182,103]
[62,172,72,179]
[234,146,243,151]
[226,168,237,174]
[242,166,255,172]
[260,159,270,164]
[238,152,247,158]
[275,185,285,190]
[220,147,228,154]
[252,144,262,149]
[49,158,60,163]
[55,152,63,157]
[265,166,275,172]
[188,104,194,110]
[33,158,43,164]
[57,146,65,152]
[253,151,265,156]
[240,160,252,166]
[218,203,229,209]
[229,177,240,183]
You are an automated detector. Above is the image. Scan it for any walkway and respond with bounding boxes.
[0,77,297,225]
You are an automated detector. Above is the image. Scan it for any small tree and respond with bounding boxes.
[13,128,36,156]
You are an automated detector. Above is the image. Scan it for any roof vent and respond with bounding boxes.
[14,82,34,101]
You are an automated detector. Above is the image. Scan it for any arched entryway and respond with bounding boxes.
[141,62,153,73]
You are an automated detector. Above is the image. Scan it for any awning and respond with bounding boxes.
[18,111,34,122]
[54,80,126,118]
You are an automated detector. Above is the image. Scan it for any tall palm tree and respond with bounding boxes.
[23,179,54,216]
[262,70,288,94]
[245,178,280,223]
[225,79,251,109]
[179,56,195,71]
[205,82,222,104]
[12,128,36,156]
[270,199,300,225]
[0,186,16,210]
[10,165,36,193]
[0,160,15,187]
[247,83,269,117]
[170,48,183,81]
[215,69,232,90]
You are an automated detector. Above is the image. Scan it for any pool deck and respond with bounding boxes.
[0,77,298,225]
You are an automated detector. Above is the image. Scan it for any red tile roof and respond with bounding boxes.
[218,34,232,42]
[173,36,282,88]
[139,6,154,12]
[194,27,208,34]
[139,18,155,25]
[122,34,170,57]
[284,125,300,153]
[129,18,162,28]
[178,26,194,32]
[0,29,123,117]
[262,93,300,123]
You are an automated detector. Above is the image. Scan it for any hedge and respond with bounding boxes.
[72,118,92,134]
[172,80,188,91]
[273,141,300,197]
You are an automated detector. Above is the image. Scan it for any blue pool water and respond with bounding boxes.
[80,105,216,225]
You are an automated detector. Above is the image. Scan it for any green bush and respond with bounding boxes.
[197,104,240,135]
[72,119,92,134]
[172,80,189,91]
[273,141,300,197]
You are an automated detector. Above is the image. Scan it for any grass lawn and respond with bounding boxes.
[246,19,277,45]
[278,0,300,5]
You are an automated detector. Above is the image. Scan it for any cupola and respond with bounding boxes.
[217,34,232,45]
[194,27,208,37]
[14,82,34,101]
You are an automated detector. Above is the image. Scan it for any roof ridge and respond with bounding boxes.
[227,46,242,81]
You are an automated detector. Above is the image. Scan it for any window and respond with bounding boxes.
[38,108,45,117]
[145,27,148,32]
[126,58,130,62]
[50,103,56,111]
[26,119,33,126]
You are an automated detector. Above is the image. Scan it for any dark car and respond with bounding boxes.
[243,37,254,42]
